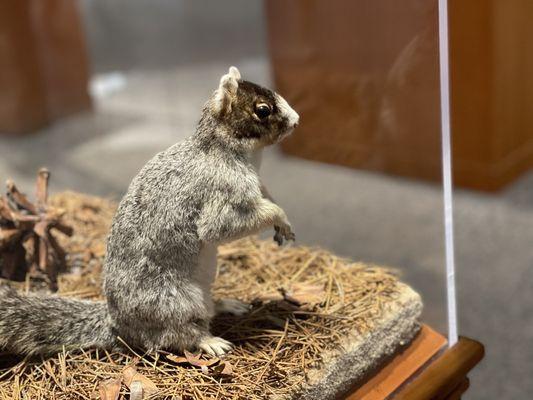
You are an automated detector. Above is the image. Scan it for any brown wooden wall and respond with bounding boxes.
[266,0,533,191]
[0,0,91,134]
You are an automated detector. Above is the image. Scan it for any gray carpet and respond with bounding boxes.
[0,1,531,398]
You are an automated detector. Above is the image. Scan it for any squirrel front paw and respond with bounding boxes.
[274,223,295,246]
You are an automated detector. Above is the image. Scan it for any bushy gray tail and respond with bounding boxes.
[0,285,118,355]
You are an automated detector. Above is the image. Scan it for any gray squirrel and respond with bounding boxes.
[0,67,298,357]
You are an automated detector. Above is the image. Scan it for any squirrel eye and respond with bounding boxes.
[254,103,271,119]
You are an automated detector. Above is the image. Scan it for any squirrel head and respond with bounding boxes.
[207,66,299,151]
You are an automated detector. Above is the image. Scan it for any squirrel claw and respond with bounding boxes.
[199,336,234,357]
[274,225,295,246]
[274,230,284,246]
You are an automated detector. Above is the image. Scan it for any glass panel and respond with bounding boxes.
[0,0,448,340]
[0,0,463,396]
[266,0,447,333]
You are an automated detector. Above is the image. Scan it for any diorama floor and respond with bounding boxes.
[0,1,532,398]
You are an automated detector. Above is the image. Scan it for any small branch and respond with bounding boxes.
[36,168,50,211]
[1,242,27,280]
[51,222,74,237]
[0,198,13,221]
[6,180,38,214]
[33,220,50,238]
[0,169,72,290]
[38,236,48,271]
[0,229,22,251]
[47,232,67,270]
[7,210,40,224]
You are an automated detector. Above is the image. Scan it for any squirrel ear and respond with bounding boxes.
[213,69,239,116]
[228,66,241,80]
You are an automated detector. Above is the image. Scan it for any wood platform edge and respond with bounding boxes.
[346,324,447,400]
[395,336,485,400]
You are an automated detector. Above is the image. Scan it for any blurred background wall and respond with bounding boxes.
[79,0,267,73]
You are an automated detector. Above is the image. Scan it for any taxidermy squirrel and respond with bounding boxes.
[0,67,299,357]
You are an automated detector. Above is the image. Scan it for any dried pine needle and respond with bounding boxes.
[0,192,408,399]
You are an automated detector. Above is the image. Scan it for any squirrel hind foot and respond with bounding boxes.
[198,336,234,357]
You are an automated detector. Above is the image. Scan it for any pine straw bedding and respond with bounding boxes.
[0,192,422,400]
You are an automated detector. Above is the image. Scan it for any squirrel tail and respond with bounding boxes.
[0,285,118,355]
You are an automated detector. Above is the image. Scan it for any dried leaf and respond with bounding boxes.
[166,354,188,364]
[167,351,218,375]
[184,350,219,367]
[213,361,234,376]
[98,377,122,400]
[122,365,158,396]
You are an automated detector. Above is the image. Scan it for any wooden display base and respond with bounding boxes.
[345,325,484,399]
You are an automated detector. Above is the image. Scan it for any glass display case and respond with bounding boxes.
[1,1,531,399]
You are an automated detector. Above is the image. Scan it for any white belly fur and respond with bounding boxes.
[195,150,262,315]
[195,243,218,316]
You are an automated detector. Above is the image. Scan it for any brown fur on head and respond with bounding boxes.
[209,66,299,150]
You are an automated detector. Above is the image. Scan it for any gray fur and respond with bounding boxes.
[0,67,299,356]
[0,286,117,355]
